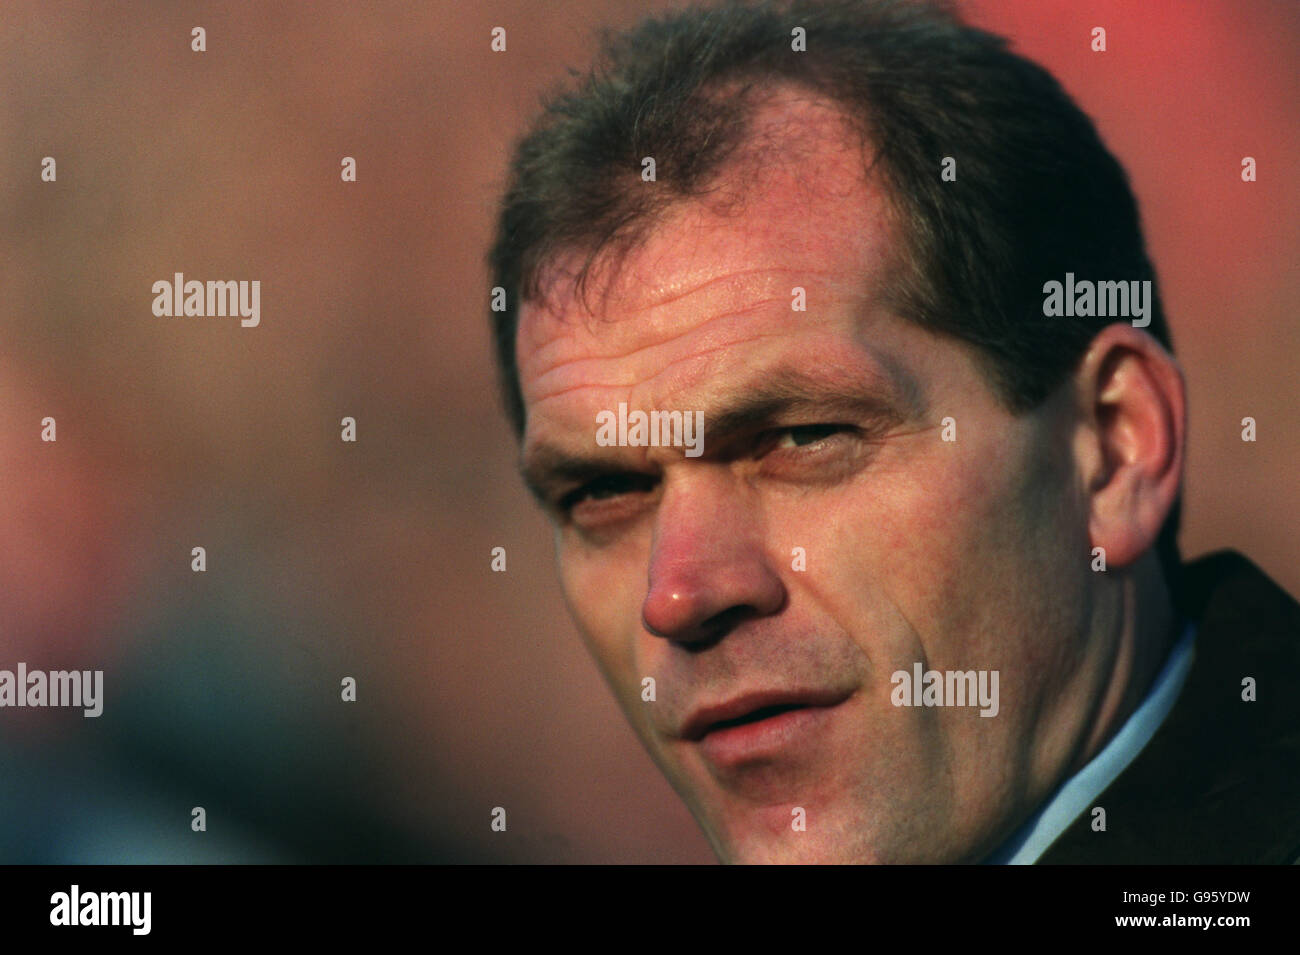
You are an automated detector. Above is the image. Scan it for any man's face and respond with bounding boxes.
[516,95,1108,863]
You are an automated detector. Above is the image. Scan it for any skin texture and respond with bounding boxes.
[514,90,1185,863]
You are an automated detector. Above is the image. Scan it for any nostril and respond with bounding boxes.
[683,604,764,651]
[703,604,757,635]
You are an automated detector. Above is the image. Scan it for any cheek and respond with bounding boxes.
[851,420,1085,713]
[558,537,653,698]
[808,422,1049,668]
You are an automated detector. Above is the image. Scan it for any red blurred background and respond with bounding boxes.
[0,0,1296,862]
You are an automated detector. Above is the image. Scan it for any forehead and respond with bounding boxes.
[516,91,905,427]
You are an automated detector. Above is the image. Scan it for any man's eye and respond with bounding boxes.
[773,424,851,450]
[558,473,657,512]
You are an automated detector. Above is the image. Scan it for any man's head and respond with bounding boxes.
[489,0,1187,862]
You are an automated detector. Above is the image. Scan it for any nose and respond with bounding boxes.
[640,470,786,646]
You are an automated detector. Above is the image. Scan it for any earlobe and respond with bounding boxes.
[1080,325,1186,570]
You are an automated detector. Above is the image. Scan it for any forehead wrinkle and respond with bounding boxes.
[518,318,930,507]
[522,295,835,408]
[599,265,835,319]
[520,350,913,496]
[525,325,799,430]
[526,294,779,373]
[521,261,851,372]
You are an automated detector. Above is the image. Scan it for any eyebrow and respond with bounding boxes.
[519,364,922,506]
[705,365,916,436]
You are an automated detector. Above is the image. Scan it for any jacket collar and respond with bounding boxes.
[1038,551,1300,864]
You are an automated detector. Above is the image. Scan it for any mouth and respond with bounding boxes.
[703,702,809,734]
[682,691,850,771]
[681,690,848,742]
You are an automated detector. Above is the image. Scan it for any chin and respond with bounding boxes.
[718,835,887,865]
[702,803,893,865]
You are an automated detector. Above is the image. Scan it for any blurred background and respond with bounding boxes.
[0,0,1296,863]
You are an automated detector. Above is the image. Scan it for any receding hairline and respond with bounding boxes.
[518,77,899,328]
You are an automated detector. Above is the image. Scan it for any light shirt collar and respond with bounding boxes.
[984,619,1197,864]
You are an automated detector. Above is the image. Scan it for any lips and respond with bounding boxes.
[680,690,848,741]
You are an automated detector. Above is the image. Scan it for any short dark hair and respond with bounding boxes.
[488,0,1181,584]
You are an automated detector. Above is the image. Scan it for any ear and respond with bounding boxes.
[1073,323,1186,570]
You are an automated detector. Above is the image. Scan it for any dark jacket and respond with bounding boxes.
[1039,551,1300,864]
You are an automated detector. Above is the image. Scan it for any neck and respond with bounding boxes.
[1074,553,1178,773]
